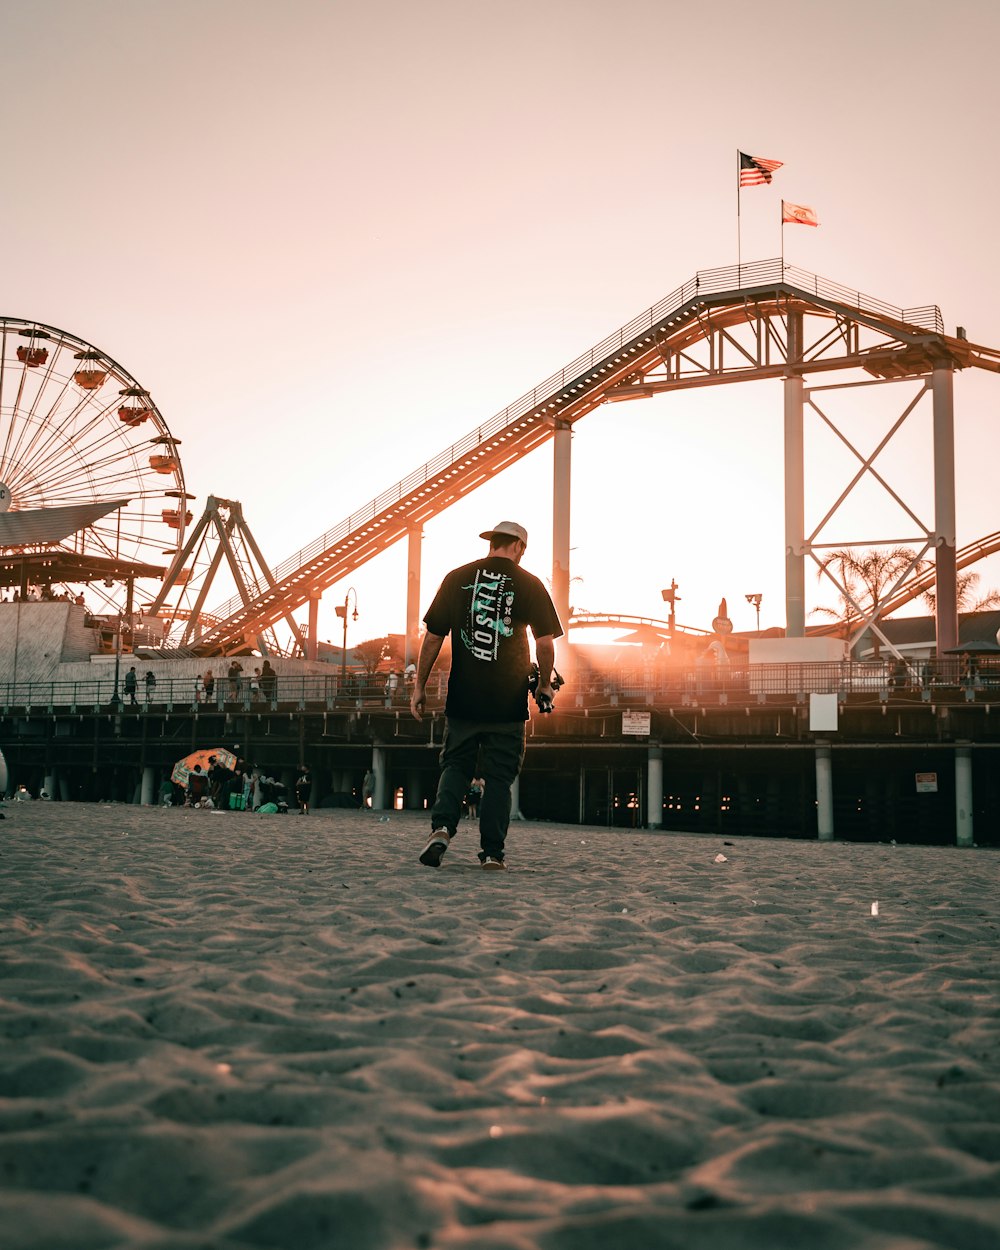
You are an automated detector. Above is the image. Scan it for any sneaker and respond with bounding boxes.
[419,829,451,868]
[481,856,506,871]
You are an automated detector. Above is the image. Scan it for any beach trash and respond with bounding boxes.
[258,802,279,814]
[714,853,728,863]
[870,901,879,916]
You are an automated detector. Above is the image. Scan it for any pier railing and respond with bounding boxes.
[1,658,994,715]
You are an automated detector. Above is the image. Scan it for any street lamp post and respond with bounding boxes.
[745,593,763,632]
[109,615,123,707]
[334,588,359,695]
[107,577,134,708]
[661,580,680,638]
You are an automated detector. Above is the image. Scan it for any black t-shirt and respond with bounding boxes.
[424,555,563,722]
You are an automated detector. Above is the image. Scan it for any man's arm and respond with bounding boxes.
[410,630,445,721]
[534,634,556,700]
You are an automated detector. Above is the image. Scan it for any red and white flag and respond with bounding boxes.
[739,152,783,186]
[782,200,819,227]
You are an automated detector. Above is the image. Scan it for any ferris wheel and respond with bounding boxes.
[0,317,190,608]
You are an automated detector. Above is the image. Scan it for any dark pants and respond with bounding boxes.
[431,718,525,861]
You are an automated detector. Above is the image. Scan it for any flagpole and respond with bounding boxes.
[780,201,785,271]
[736,150,742,282]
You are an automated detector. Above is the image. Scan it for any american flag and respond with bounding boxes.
[739,152,783,187]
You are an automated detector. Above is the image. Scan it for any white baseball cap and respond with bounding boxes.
[479,521,528,545]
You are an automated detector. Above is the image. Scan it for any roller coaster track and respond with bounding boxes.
[185,259,1000,656]
[568,612,711,638]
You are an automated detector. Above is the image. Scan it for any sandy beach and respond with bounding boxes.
[1,803,999,1250]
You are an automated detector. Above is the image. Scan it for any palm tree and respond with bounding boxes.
[812,546,927,658]
[922,570,1000,615]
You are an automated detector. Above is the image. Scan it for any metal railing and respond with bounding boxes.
[206,261,944,626]
[0,673,434,712]
[2,658,995,715]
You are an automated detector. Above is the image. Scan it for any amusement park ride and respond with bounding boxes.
[4,258,1000,663]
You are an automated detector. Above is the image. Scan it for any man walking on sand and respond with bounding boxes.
[410,521,563,871]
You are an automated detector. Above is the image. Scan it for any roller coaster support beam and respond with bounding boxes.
[406,524,423,667]
[182,528,229,646]
[233,506,307,657]
[148,510,212,617]
[933,368,959,656]
[307,591,320,661]
[552,419,572,652]
[784,312,806,637]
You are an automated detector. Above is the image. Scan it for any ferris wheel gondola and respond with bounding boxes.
[0,316,189,609]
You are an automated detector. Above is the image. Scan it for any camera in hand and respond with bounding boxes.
[527,663,564,714]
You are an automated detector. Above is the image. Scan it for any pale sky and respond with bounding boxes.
[3,0,999,649]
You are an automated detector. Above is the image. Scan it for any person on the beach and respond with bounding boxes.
[465,776,484,818]
[410,520,563,871]
[208,755,235,810]
[230,758,248,810]
[185,765,208,806]
[248,767,262,811]
[295,766,311,815]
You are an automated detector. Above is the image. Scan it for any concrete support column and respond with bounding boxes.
[552,420,572,645]
[43,771,55,801]
[281,768,296,801]
[372,744,389,811]
[933,368,959,655]
[955,743,973,847]
[406,524,423,667]
[306,591,321,662]
[815,741,834,841]
[407,767,424,811]
[784,324,806,638]
[646,746,663,830]
[140,766,156,807]
[510,774,524,821]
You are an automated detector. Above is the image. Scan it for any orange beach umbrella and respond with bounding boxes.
[171,748,237,786]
